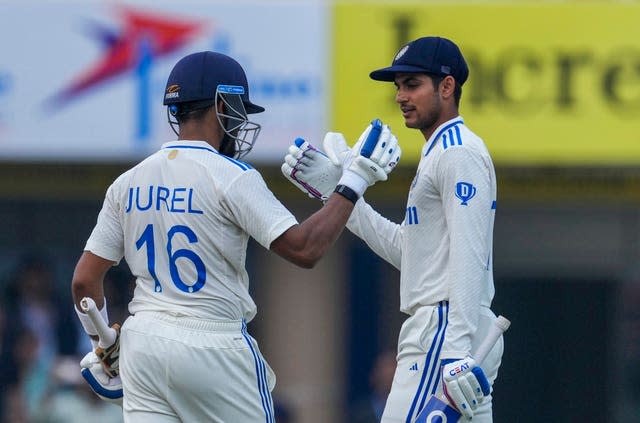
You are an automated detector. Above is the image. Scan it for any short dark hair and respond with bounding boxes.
[175,103,213,125]
[429,73,462,107]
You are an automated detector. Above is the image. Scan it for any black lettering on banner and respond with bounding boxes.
[392,15,412,49]
[602,47,640,113]
[466,51,490,109]
[494,47,544,114]
[556,51,592,109]
[385,17,640,117]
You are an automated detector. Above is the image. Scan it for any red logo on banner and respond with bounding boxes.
[48,6,205,108]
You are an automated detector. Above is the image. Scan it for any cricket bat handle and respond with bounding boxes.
[80,297,117,349]
[473,315,511,364]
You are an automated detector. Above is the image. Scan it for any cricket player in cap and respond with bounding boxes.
[281,36,504,422]
[71,50,402,422]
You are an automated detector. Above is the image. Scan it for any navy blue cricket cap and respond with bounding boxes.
[163,51,265,114]
[369,36,469,86]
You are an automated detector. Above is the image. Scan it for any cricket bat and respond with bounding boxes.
[80,297,117,349]
[414,315,511,423]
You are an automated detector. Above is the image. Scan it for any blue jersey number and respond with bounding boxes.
[135,224,207,293]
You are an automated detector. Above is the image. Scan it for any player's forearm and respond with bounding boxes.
[71,252,114,309]
[72,276,105,310]
[346,199,402,269]
[442,281,482,358]
[270,194,354,268]
[443,228,491,357]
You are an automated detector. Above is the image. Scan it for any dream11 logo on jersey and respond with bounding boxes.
[44,5,206,146]
[455,182,476,206]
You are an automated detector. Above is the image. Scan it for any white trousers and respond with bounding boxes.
[381,302,504,423]
[120,312,276,423]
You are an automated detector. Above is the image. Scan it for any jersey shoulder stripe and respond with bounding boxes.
[442,125,463,150]
[424,118,464,157]
[162,144,253,171]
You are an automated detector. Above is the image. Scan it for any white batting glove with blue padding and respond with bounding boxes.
[338,119,401,196]
[323,131,351,167]
[441,357,491,420]
[281,137,342,201]
[80,351,123,407]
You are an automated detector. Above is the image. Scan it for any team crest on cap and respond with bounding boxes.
[395,45,409,61]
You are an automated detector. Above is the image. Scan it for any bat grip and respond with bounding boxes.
[472,315,511,364]
[80,297,117,348]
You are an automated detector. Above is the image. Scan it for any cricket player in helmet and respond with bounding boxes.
[71,50,402,422]
[163,51,264,160]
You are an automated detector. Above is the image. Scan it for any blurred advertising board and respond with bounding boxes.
[0,0,327,162]
[333,2,640,165]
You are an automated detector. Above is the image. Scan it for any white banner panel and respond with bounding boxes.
[0,0,328,162]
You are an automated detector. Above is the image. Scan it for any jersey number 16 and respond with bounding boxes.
[135,223,206,294]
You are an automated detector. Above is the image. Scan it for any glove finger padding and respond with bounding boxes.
[284,153,301,169]
[350,156,388,185]
[372,127,401,171]
[443,377,472,418]
[281,137,342,201]
[296,148,327,171]
[80,351,123,406]
[457,375,480,409]
[349,127,370,161]
[348,124,401,186]
[281,162,317,199]
[367,125,392,164]
[282,140,321,199]
[288,143,303,158]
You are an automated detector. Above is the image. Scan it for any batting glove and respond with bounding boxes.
[337,119,401,197]
[80,350,123,406]
[441,357,491,420]
[281,137,342,201]
[94,323,121,378]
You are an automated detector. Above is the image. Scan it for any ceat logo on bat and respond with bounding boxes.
[46,5,205,109]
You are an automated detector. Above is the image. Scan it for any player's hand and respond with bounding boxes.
[441,357,491,420]
[337,119,401,196]
[281,137,342,201]
[95,323,121,378]
[80,350,123,406]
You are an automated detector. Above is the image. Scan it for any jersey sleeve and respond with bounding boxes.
[346,198,402,270]
[222,170,298,249]
[84,182,125,263]
[436,147,495,358]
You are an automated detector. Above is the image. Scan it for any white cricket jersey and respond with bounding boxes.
[347,116,497,358]
[85,140,298,322]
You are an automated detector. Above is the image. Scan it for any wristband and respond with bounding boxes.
[334,184,359,205]
[337,170,368,197]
